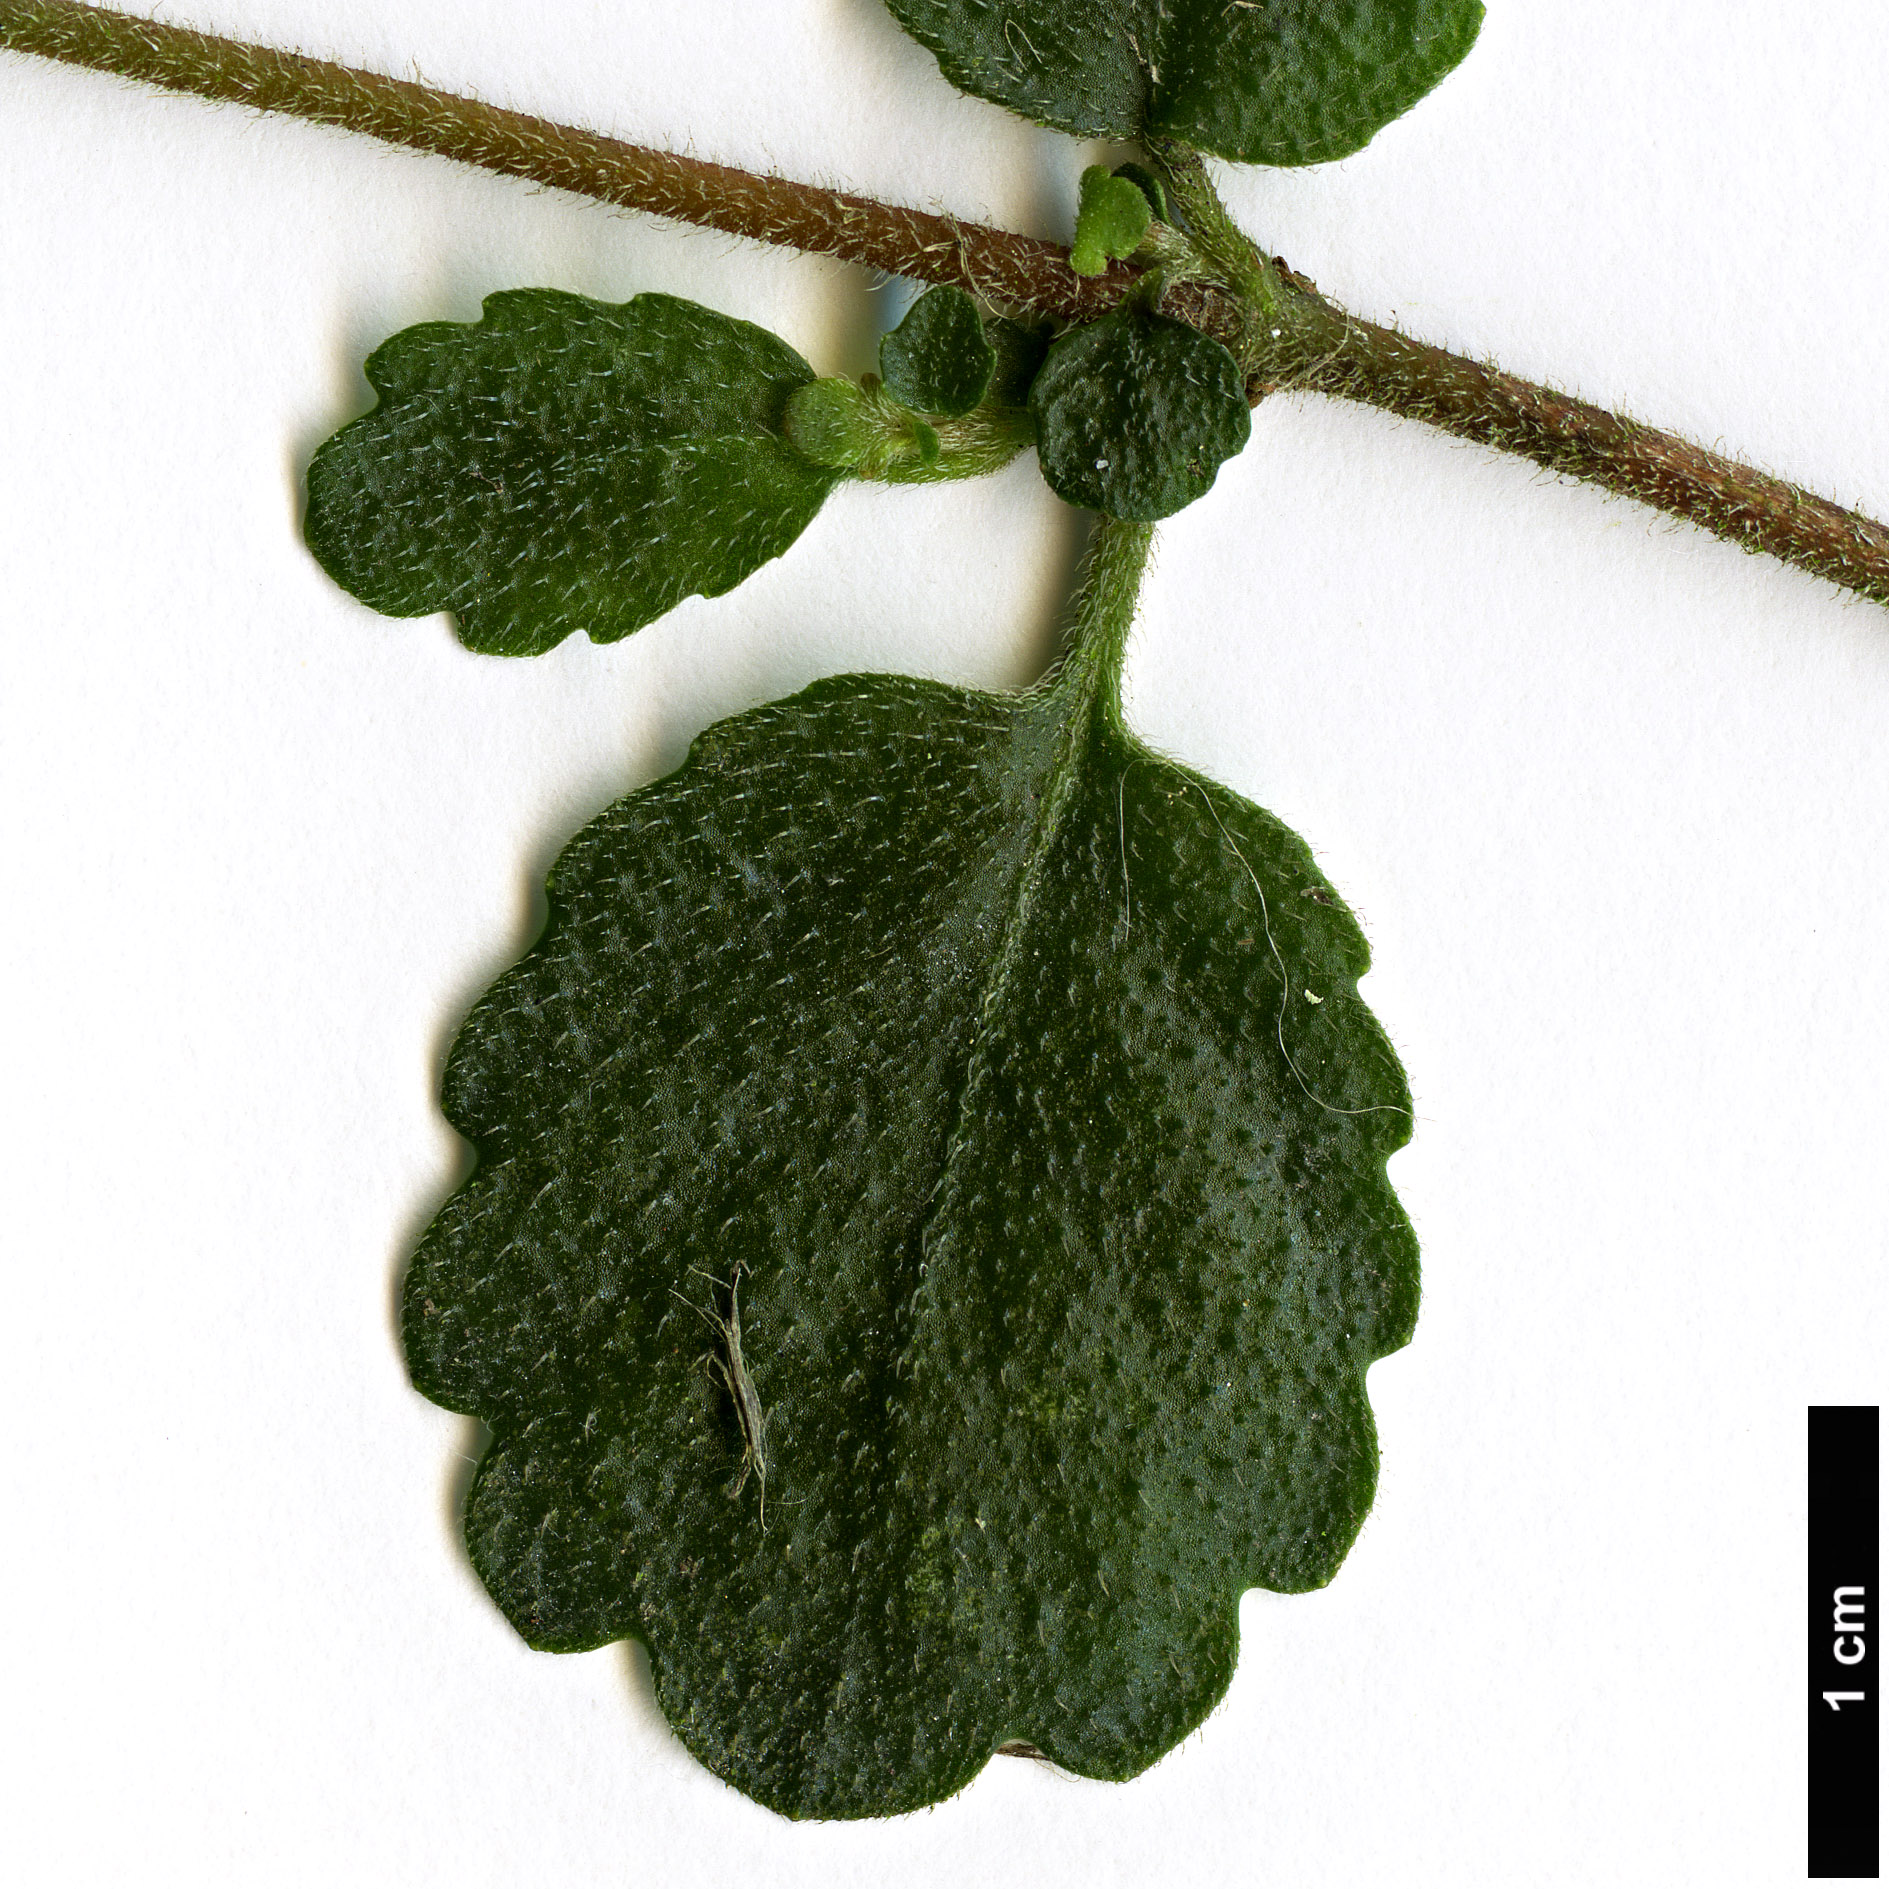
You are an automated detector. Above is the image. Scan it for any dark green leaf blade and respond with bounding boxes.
[878,285,998,418]
[881,0,1484,165]
[1163,0,1485,165]
[405,655,1417,1819]
[1029,305,1251,520]
[985,313,1053,406]
[304,290,839,657]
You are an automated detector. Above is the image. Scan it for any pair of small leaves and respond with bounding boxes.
[406,596,1417,1818]
[884,0,1484,166]
[1069,164,1180,277]
[305,284,1035,660]
[1069,169,1150,276]
[1047,165,1253,519]
[306,280,1246,661]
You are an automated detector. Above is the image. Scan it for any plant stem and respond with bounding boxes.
[1059,516,1157,718]
[0,0,1128,322]
[6,0,1887,610]
[1173,153,1889,614]
[1268,284,1889,610]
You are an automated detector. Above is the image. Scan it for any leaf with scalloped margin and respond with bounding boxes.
[1030,302,1251,520]
[878,285,997,418]
[403,567,1418,1818]
[883,0,1483,166]
[304,290,838,657]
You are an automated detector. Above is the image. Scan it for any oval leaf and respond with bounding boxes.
[878,285,998,418]
[304,290,839,657]
[882,0,1485,166]
[1029,305,1251,520]
[406,651,1417,1819]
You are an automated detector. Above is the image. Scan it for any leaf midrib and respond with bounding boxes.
[785,665,1108,1788]
[890,657,1107,1407]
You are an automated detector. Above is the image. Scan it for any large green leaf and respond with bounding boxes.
[882,0,1484,166]
[405,524,1417,1818]
[304,290,838,657]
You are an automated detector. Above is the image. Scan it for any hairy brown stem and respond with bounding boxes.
[0,0,1129,322]
[5,0,1887,609]
[1269,280,1889,608]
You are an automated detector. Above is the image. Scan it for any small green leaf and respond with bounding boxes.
[882,0,1485,166]
[304,290,838,657]
[1029,305,1251,520]
[878,285,998,417]
[404,526,1417,1820]
[1069,166,1153,277]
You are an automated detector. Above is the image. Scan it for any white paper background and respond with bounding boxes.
[2,4,1885,1882]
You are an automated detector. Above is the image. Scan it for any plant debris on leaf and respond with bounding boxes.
[304,290,838,656]
[882,0,1484,166]
[405,597,1418,1818]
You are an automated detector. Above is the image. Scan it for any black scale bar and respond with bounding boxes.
[1810,1406,1879,1879]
